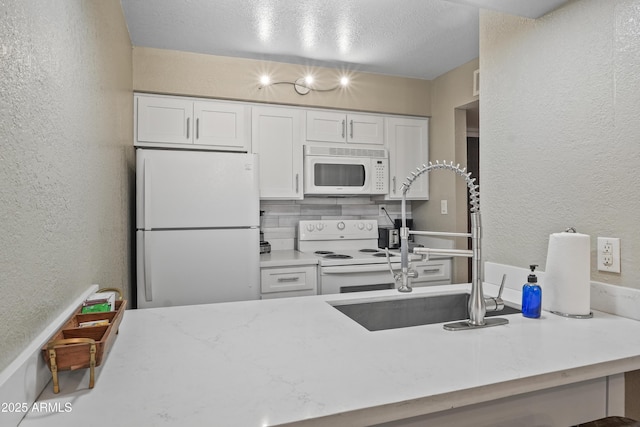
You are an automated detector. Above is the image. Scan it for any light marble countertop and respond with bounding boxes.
[19,284,640,427]
[260,250,319,268]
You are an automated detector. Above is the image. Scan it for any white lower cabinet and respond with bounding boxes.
[260,265,317,299]
[410,259,451,287]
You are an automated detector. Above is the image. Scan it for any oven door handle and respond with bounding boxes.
[322,264,400,274]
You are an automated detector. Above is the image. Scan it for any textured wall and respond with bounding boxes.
[413,58,479,282]
[0,1,133,372]
[133,47,432,117]
[480,0,640,287]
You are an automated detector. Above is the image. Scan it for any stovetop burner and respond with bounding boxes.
[323,254,353,259]
[315,251,334,255]
[359,248,379,253]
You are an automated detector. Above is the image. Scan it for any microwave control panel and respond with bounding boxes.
[373,159,389,194]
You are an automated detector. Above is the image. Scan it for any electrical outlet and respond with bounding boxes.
[378,204,387,216]
[597,237,620,273]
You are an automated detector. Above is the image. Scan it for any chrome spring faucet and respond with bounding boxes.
[395,161,508,331]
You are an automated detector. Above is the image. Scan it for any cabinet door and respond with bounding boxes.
[194,101,250,151]
[136,95,193,145]
[252,107,303,199]
[306,110,346,143]
[386,117,429,200]
[347,114,384,145]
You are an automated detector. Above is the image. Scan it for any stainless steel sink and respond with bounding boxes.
[331,293,520,331]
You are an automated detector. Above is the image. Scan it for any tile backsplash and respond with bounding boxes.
[260,197,410,250]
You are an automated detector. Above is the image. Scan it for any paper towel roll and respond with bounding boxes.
[543,231,591,316]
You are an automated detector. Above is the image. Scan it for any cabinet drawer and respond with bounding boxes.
[411,259,451,284]
[261,266,317,294]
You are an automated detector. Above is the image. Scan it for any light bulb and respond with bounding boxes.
[340,76,349,87]
[304,75,314,86]
[259,75,270,86]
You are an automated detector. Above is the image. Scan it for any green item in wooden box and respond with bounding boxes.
[81,302,111,313]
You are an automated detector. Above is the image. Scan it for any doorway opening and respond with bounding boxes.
[455,101,479,282]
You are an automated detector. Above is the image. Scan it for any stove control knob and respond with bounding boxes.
[306,224,315,232]
[366,223,373,231]
[357,223,364,230]
[337,221,345,230]
[316,222,324,231]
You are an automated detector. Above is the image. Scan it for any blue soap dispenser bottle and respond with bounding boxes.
[522,264,542,318]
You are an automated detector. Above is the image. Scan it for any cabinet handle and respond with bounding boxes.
[393,176,397,194]
[277,276,300,282]
[196,118,199,139]
[341,119,346,138]
[143,232,153,302]
[350,119,354,139]
[186,117,190,139]
[295,174,299,193]
[422,268,440,273]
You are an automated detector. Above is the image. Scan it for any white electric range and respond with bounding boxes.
[297,219,418,294]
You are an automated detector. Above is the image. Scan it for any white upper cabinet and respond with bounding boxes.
[385,117,429,200]
[252,106,303,200]
[136,95,193,145]
[134,93,433,201]
[306,110,384,145]
[135,94,250,152]
[193,101,250,150]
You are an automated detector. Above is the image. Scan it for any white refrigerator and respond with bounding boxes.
[136,148,260,309]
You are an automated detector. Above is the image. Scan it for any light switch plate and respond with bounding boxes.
[597,237,620,273]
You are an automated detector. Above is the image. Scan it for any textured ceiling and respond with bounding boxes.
[120,0,569,80]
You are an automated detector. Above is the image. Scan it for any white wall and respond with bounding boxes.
[0,0,133,372]
[479,0,640,287]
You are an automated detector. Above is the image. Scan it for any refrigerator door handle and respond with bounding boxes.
[143,233,153,302]
[143,157,151,231]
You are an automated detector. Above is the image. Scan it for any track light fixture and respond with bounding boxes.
[258,74,350,95]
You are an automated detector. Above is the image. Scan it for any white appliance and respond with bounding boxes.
[136,148,260,308]
[303,146,389,195]
[297,220,407,294]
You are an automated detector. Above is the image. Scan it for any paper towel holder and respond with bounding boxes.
[550,226,594,319]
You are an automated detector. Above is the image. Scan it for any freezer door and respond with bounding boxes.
[136,149,259,230]
[136,229,260,309]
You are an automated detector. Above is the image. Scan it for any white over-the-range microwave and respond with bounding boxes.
[303,145,389,195]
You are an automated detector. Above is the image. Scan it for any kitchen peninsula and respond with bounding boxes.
[19,283,640,427]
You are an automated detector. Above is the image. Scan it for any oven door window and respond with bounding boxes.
[314,163,365,187]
